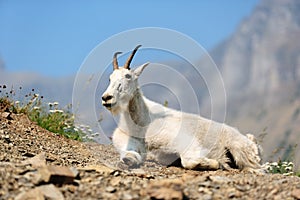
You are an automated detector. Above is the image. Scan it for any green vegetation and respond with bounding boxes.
[258,128,300,177]
[0,85,84,141]
[264,161,294,176]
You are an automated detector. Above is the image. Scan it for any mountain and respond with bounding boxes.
[0,57,5,71]
[206,0,300,166]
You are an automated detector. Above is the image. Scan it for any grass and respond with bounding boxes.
[0,85,85,141]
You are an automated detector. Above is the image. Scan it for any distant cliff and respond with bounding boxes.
[0,57,5,71]
[207,0,300,165]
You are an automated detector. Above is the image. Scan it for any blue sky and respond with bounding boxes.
[0,0,259,77]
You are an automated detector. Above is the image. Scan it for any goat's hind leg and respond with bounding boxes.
[181,153,220,170]
[112,129,146,168]
[183,157,220,170]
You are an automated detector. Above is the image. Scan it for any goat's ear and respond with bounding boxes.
[134,62,150,77]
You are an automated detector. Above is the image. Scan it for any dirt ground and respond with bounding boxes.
[1,111,300,200]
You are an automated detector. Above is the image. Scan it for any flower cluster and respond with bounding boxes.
[0,85,86,141]
[263,161,294,176]
[75,124,101,141]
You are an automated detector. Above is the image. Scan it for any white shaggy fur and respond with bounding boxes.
[102,46,262,171]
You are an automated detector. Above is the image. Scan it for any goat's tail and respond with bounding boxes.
[227,133,262,170]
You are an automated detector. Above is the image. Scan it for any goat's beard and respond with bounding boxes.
[104,96,130,116]
[105,104,121,116]
[107,102,128,116]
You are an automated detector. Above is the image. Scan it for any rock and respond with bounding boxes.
[77,164,115,174]
[15,188,44,200]
[21,152,46,168]
[37,184,64,200]
[38,165,77,184]
[105,186,117,193]
[1,112,13,120]
[146,179,183,200]
[292,189,300,199]
[208,175,231,184]
[23,170,43,185]
[2,135,11,143]
[16,184,65,200]
[110,177,121,186]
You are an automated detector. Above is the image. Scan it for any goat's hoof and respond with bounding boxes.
[117,161,130,170]
[121,152,142,168]
[122,156,140,168]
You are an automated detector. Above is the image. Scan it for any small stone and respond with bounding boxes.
[227,188,241,198]
[209,175,231,184]
[77,164,115,174]
[2,112,12,120]
[38,184,65,200]
[38,165,76,184]
[23,171,43,185]
[21,152,46,168]
[235,184,251,191]
[198,187,212,194]
[110,177,121,186]
[122,193,134,200]
[292,189,300,199]
[15,188,44,200]
[69,167,79,179]
[3,135,10,143]
[105,186,116,193]
[146,179,183,200]
[202,194,213,200]
[113,170,120,176]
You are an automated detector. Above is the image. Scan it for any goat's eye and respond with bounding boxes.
[125,74,132,79]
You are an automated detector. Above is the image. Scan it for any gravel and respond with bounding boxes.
[1,111,300,200]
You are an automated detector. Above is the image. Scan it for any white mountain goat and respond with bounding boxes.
[102,45,262,171]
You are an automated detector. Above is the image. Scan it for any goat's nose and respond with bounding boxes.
[102,94,113,102]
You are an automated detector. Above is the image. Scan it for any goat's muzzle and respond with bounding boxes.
[102,94,116,109]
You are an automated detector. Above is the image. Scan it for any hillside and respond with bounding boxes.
[1,100,300,199]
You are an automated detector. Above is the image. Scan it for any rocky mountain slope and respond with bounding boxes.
[1,101,300,199]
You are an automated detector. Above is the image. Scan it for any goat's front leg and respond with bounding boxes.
[112,129,146,168]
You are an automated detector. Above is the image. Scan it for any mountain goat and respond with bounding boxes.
[102,45,262,171]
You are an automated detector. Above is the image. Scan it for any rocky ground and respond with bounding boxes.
[1,111,300,200]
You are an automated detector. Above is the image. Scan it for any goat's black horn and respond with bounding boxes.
[124,45,142,70]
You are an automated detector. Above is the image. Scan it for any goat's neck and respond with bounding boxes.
[120,89,150,129]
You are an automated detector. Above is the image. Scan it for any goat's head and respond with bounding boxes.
[102,45,149,114]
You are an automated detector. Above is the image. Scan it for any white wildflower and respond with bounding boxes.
[87,128,93,132]
[91,132,100,137]
[33,106,40,110]
[271,162,278,166]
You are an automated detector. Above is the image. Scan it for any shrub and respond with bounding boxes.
[0,85,85,140]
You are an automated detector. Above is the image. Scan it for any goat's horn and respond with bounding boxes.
[124,45,142,70]
[113,52,122,70]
